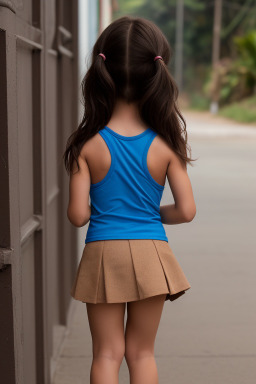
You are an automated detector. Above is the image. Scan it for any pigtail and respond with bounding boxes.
[139,57,192,168]
[83,53,116,132]
[64,52,116,175]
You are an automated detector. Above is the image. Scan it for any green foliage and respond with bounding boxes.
[183,0,205,11]
[189,92,210,111]
[219,95,256,123]
[234,30,256,84]
[205,58,253,105]
[221,0,255,39]
[113,0,145,19]
[205,30,256,106]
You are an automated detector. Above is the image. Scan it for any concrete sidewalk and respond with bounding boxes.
[184,109,256,138]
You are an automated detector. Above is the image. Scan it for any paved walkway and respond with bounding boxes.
[52,110,256,384]
[184,109,256,138]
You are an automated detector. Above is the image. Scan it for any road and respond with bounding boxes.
[53,110,256,384]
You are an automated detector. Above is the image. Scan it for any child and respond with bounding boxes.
[64,16,196,384]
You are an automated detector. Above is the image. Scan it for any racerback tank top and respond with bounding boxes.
[85,125,168,244]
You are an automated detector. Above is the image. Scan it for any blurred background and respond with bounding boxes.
[0,1,255,384]
[114,0,256,121]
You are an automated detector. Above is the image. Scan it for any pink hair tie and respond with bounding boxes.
[154,55,163,62]
[98,53,106,61]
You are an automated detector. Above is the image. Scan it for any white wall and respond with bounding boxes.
[100,0,112,32]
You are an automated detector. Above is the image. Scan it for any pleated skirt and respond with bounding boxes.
[70,239,191,304]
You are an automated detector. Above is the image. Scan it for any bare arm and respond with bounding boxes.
[67,153,91,227]
[160,150,196,225]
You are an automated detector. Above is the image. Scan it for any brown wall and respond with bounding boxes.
[0,1,78,383]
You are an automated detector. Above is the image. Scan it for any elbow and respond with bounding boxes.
[182,205,197,223]
[67,207,90,227]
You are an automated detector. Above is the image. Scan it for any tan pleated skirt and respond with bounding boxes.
[70,239,191,304]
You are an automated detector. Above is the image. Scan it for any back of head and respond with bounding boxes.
[64,16,195,175]
[93,16,171,101]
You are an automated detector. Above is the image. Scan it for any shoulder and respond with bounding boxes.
[153,133,179,166]
[80,131,102,160]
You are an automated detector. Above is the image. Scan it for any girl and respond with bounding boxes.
[64,16,196,384]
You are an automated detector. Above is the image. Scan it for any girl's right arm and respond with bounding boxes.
[67,153,91,227]
[160,150,196,225]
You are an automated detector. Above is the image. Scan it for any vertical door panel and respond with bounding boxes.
[16,28,44,383]
[58,54,77,320]
[44,49,61,364]
[21,237,37,384]
[45,56,59,200]
[17,43,34,224]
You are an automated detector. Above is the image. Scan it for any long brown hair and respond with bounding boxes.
[63,16,196,174]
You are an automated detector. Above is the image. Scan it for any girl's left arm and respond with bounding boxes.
[67,153,91,227]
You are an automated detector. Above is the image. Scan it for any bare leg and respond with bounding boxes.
[86,302,126,384]
[124,294,166,384]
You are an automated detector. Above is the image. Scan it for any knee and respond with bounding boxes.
[93,343,125,366]
[124,343,154,366]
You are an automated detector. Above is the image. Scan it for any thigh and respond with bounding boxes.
[125,294,166,356]
[86,302,126,359]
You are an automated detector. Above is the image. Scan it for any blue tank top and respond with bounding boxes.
[85,125,168,244]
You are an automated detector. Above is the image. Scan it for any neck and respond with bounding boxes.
[111,99,141,122]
